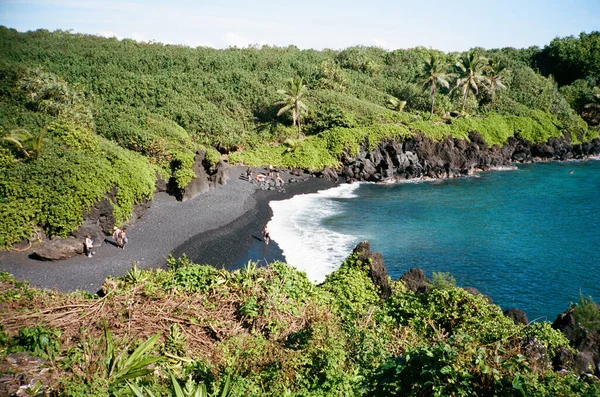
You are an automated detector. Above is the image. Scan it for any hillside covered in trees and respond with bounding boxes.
[1,27,600,247]
[1,27,600,396]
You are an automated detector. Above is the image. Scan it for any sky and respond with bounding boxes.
[1,0,599,52]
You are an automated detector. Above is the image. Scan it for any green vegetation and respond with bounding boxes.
[1,255,598,396]
[1,27,599,248]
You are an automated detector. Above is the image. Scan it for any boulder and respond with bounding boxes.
[572,351,597,375]
[400,268,430,294]
[180,151,212,201]
[352,241,392,299]
[71,223,104,244]
[83,192,115,235]
[155,171,168,192]
[32,237,85,261]
[553,346,574,372]
[503,307,529,325]
[211,159,229,186]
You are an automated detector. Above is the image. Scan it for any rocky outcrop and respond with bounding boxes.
[352,241,392,299]
[504,307,529,325]
[552,306,600,376]
[400,267,431,294]
[337,133,600,183]
[171,151,230,201]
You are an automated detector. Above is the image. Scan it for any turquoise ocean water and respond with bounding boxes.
[265,160,600,321]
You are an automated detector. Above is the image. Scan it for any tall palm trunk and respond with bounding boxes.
[430,83,437,118]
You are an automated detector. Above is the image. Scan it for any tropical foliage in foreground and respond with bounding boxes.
[1,254,599,396]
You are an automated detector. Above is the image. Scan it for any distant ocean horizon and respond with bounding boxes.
[264,159,600,321]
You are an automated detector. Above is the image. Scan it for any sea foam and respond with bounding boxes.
[268,183,361,283]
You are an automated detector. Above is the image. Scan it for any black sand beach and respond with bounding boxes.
[0,166,338,293]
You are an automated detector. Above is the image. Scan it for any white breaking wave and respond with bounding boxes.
[268,183,362,283]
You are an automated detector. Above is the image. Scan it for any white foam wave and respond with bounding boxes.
[268,183,361,283]
[491,165,519,171]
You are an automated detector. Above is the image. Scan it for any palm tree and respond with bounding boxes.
[454,51,489,109]
[484,59,508,104]
[421,55,452,118]
[275,76,308,139]
[0,126,46,159]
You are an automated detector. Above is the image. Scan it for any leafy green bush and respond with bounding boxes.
[573,294,600,333]
[10,324,61,360]
[523,322,572,357]
[432,272,456,290]
[320,251,380,321]
[170,263,222,293]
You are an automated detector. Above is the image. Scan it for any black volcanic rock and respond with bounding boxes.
[503,307,529,325]
[552,306,600,376]
[352,241,392,299]
[400,267,431,294]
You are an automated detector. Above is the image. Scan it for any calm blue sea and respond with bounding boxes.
[264,160,600,321]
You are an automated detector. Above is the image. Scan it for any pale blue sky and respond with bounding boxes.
[1,0,599,52]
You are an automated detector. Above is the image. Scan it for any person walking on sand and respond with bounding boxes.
[112,227,122,247]
[119,230,128,249]
[263,224,270,245]
[84,235,94,257]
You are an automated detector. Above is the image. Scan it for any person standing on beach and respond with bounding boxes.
[112,227,122,247]
[84,235,94,257]
[263,225,270,245]
[120,230,128,249]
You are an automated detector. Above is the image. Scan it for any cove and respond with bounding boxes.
[264,160,600,321]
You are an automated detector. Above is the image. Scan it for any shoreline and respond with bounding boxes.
[2,156,596,294]
[0,166,339,293]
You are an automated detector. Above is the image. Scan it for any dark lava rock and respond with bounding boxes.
[552,346,574,372]
[503,307,529,325]
[400,268,431,294]
[552,306,600,376]
[352,241,392,299]
[32,237,85,261]
[180,151,212,201]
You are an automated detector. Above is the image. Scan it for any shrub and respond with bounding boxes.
[573,294,600,333]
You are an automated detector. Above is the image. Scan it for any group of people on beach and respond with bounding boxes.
[243,165,286,192]
[112,227,128,249]
[83,227,128,258]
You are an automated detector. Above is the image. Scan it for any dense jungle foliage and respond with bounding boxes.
[1,253,599,396]
[1,27,600,248]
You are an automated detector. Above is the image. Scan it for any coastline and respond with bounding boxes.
[0,165,339,293]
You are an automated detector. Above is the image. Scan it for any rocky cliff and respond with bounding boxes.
[336,132,600,182]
